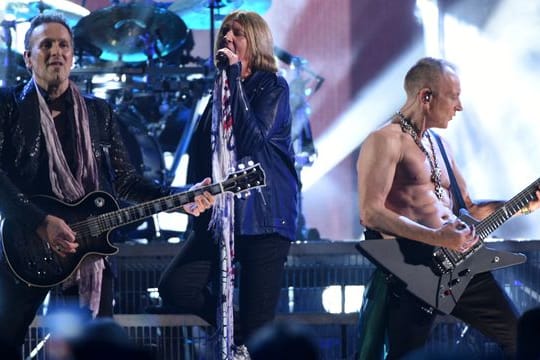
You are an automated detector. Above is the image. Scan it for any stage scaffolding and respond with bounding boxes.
[24,240,540,359]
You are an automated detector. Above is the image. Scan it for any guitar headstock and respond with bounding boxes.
[221,163,266,196]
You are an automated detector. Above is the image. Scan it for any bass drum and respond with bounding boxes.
[117,111,165,186]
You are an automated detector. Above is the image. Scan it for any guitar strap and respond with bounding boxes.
[100,143,116,198]
[431,131,467,212]
[357,131,464,358]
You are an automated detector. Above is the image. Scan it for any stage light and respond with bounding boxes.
[321,285,365,314]
[416,0,442,57]
[300,47,423,190]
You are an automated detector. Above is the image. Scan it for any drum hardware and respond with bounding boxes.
[0,19,29,86]
[100,101,170,243]
[74,35,103,64]
[275,46,324,241]
[3,0,89,59]
[274,45,324,168]
[163,92,211,187]
[275,46,325,95]
[73,3,189,64]
[168,0,272,30]
[70,63,208,80]
[168,0,271,75]
[140,80,207,154]
[4,0,89,26]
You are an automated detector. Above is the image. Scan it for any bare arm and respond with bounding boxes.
[358,128,476,251]
[357,130,437,243]
[446,140,540,219]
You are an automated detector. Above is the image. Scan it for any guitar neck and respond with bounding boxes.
[476,177,540,239]
[70,163,265,236]
[91,183,223,232]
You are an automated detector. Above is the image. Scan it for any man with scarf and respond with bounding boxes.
[0,13,214,358]
[157,10,299,354]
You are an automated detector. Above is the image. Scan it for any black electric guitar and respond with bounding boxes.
[0,163,266,287]
[357,177,539,314]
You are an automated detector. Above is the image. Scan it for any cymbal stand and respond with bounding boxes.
[291,68,318,241]
[208,0,222,68]
[162,82,211,186]
[163,0,226,186]
[1,19,19,87]
[275,47,324,240]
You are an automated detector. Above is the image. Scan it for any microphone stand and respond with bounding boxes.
[274,46,323,241]
[209,1,218,66]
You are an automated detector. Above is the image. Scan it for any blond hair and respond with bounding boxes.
[215,11,277,73]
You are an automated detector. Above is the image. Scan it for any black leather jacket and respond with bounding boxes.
[0,80,168,231]
[187,64,299,240]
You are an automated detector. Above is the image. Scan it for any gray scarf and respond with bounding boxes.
[35,80,103,317]
[35,80,98,201]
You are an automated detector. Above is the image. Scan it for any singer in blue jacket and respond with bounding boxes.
[158,10,299,347]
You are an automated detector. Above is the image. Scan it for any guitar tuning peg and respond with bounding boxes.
[236,190,252,199]
[237,163,246,170]
[247,160,254,166]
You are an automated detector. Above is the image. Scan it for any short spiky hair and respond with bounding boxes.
[404,57,457,96]
[24,13,73,51]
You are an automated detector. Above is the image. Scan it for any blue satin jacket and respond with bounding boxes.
[187,64,299,240]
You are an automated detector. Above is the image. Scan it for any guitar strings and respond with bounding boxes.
[68,193,189,239]
[443,183,537,263]
[61,168,262,241]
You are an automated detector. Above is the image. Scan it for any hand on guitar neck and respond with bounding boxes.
[1,163,266,287]
[182,177,215,216]
[33,178,215,259]
[36,215,78,258]
[517,188,540,216]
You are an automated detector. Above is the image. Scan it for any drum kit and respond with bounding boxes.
[1,0,324,241]
[0,0,268,241]
[1,0,271,186]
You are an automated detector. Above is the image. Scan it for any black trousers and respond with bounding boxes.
[158,229,291,344]
[386,271,518,359]
[0,259,114,353]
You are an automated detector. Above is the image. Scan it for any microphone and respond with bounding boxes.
[216,51,229,70]
[274,46,305,66]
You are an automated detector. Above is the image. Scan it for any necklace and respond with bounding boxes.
[397,111,444,200]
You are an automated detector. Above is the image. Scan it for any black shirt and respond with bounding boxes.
[34,87,78,197]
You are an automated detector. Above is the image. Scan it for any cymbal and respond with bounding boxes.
[169,0,272,30]
[73,4,188,63]
[4,0,90,26]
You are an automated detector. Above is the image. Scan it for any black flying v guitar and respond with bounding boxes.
[357,177,539,315]
[0,163,266,287]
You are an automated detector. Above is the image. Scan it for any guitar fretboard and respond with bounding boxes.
[89,183,223,234]
[441,177,539,265]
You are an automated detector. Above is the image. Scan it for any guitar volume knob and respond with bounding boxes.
[458,269,471,277]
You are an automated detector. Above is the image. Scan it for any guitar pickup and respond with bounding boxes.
[432,248,455,275]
